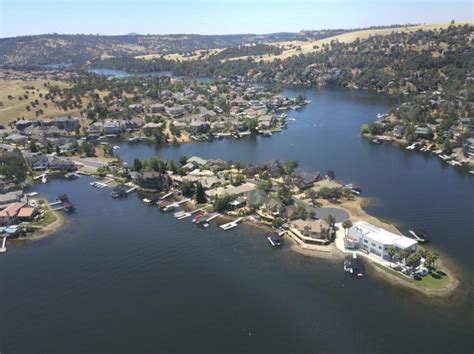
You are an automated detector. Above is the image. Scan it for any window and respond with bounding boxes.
[364,239,368,243]
[371,243,376,247]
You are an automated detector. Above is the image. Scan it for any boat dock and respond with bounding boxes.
[205,213,220,222]
[220,217,243,231]
[126,185,138,194]
[0,237,7,253]
[160,192,173,200]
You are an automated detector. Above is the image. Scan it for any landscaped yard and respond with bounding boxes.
[373,263,451,290]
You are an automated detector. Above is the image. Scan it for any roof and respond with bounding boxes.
[17,207,35,218]
[187,156,208,166]
[349,221,417,249]
[292,219,330,233]
[0,202,26,217]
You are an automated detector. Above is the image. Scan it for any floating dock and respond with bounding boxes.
[220,217,243,231]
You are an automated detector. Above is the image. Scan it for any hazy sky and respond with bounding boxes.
[0,0,472,37]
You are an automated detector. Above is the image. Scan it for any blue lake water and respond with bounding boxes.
[1,86,472,353]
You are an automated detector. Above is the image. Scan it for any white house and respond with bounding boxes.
[345,221,417,261]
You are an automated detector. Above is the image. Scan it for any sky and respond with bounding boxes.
[0,0,472,38]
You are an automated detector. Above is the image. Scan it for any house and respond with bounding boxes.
[393,125,406,138]
[15,120,34,130]
[137,171,172,191]
[414,127,431,139]
[187,156,208,167]
[229,197,246,210]
[245,189,267,208]
[48,158,76,172]
[6,134,27,145]
[103,120,124,135]
[344,221,418,261]
[125,117,144,130]
[17,207,37,222]
[28,154,49,171]
[0,202,26,225]
[150,103,166,113]
[257,115,275,130]
[53,116,81,131]
[128,104,144,112]
[189,120,210,133]
[290,219,331,244]
[88,122,104,134]
[166,106,186,117]
[294,170,320,190]
[262,197,284,216]
[0,191,24,208]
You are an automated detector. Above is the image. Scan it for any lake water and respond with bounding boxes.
[1,86,472,353]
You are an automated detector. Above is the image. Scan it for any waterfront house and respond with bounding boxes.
[6,133,27,145]
[262,197,284,216]
[393,125,406,138]
[290,219,331,244]
[414,127,431,139]
[0,202,26,225]
[257,115,275,130]
[53,116,81,131]
[48,158,76,172]
[344,221,418,261]
[137,171,172,191]
[27,154,49,171]
[0,191,24,209]
[294,170,320,190]
[189,120,210,134]
[17,207,37,222]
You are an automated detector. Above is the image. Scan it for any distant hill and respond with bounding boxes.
[0,33,297,66]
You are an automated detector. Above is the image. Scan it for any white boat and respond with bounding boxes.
[142,198,152,203]
[177,212,192,220]
[372,139,380,144]
[41,175,48,183]
[113,145,120,150]
[469,170,474,175]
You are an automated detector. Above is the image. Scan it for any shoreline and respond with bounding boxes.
[190,197,460,297]
[14,202,67,243]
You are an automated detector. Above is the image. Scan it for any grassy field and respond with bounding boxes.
[136,48,225,61]
[373,263,451,290]
[147,22,472,64]
[229,21,473,62]
[0,79,78,125]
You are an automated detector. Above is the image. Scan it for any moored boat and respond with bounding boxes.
[408,229,431,243]
[267,236,283,247]
[344,254,364,277]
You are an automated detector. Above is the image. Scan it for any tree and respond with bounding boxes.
[147,157,166,173]
[342,220,353,235]
[55,145,61,155]
[167,160,177,174]
[325,214,336,228]
[179,155,188,166]
[181,180,195,198]
[29,140,38,153]
[387,247,398,267]
[133,158,143,172]
[308,210,316,219]
[284,160,298,175]
[195,182,206,204]
[425,251,439,270]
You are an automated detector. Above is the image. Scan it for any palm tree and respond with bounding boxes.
[426,251,439,270]
[326,214,336,228]
[342,220,353,236]
[387,247,398,267]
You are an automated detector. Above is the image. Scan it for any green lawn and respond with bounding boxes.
[373,263,451,290]
[33,210,57,227]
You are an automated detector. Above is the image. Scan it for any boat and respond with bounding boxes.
[343,254,364,277]
[193,212,205,223]
[64,172,79,180]
[41,175,48,183]
[174,210,185,218]
[261,131,272,137]
[143,198,152,204]
[0,237,7,253]
[408,229,431,243]
[371,139,381,144]
[113,145,120,150]
[267,236,283,247]
[469,170,474,175]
